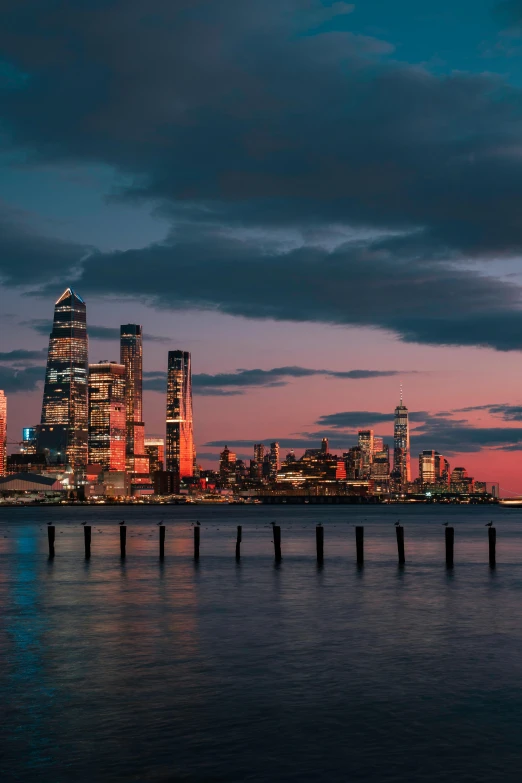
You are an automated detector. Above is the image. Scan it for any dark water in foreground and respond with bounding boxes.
[2,504,522,782]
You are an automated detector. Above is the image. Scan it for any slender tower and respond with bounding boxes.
[38,288,88,469]
[0,390,6,477]
[392,388,411,488]
[120,325,148,473]
[166,351,194,479]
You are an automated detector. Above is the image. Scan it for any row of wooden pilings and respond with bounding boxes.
[45,524,498,567]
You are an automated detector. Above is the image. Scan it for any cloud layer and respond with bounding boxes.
[2,1,522,350]
[143,365,406,395]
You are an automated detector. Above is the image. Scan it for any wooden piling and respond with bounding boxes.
[235,525,242,560]
[355,526,364,565]
[445,526,454,567]
[47,525,55,558]
[194,526,200,560]
[159,525,165,559]
[84,525,91,559]
[396,525,405,565]
[316,525,324,564]
[120,525,127,558]
[488,526,496,568]
[273,525,282,562]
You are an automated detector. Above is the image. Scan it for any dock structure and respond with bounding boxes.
[33,523,501,569]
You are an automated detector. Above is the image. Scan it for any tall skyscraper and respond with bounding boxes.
[38,288,88,469]
[0,391,6,477]
[120,325,148,473]
[166,350,194,478]
[269,442,280,479]
[392,391,411,487]
[88,362,126,472]
[358,429,374,478]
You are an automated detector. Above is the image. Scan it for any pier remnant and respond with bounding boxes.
[445,526,454,568]
[396,525,405,565]
[159,525,165,559]
[356,526,364,565]
[84,525,91,559]
[48,525,55,558]
[316,525,324,564]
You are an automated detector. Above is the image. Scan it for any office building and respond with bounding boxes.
[166,350,194,478]
[392,392,411,487]
[144,438,165,473]
[373,436,384,453]
[219,445,236,479]
[0,390,6,477]
[120,325,148,472]
[88,362,126,472]
[21,427,37,454]
[358,430,374,479]
[38,288,88,470]
[269,442,280,479]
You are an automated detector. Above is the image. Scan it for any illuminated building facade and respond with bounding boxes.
[0,390,6,476]
[144,438,165,473]
[166,350,194,478]
[22,427,37,454]
[392,393,411,487]
[419,450,450,488]
[38,288,88,469]
[120,325,148,473]
[269,442,280,479]
[219,445,237,484]
[88,362,126,472]
[358,429,374,478]
[371,446,390,481]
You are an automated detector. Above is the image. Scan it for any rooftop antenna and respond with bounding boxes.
[400,383,403,405]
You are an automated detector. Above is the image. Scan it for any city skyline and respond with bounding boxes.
[0,287,502,495]
[4,1,522,488]
[0,287,516,488]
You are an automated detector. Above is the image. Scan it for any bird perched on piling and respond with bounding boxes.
[81,521,87,526]
[394,521,401,527]
[47,522,52,526]
[443,522,449,527]
[119,521,125,526]
[196,521,200,526]
[486,521,494,527]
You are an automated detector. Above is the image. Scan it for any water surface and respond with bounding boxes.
[1,505,522,782]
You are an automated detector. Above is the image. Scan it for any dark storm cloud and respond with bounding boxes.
[0,349,46,361]
[411,416,522,454]
[316,410,428,429]
[64,233,522,352]
[142,366,405,395]
[5,1,522,350]
[454,402,522,421]
[0,207,89,286]
[23,318,168,343]
[0,364,44,393]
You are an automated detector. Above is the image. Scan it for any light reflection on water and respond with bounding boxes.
[2,504,522,782]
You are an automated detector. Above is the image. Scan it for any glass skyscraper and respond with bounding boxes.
[38,288,88,469]
[392,393,411,487]
[88,362,126,472]
[0,390,6,477]
[120,324,148,472]
[166,350,194,479]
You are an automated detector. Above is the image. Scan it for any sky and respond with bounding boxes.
[2,0,522,488]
